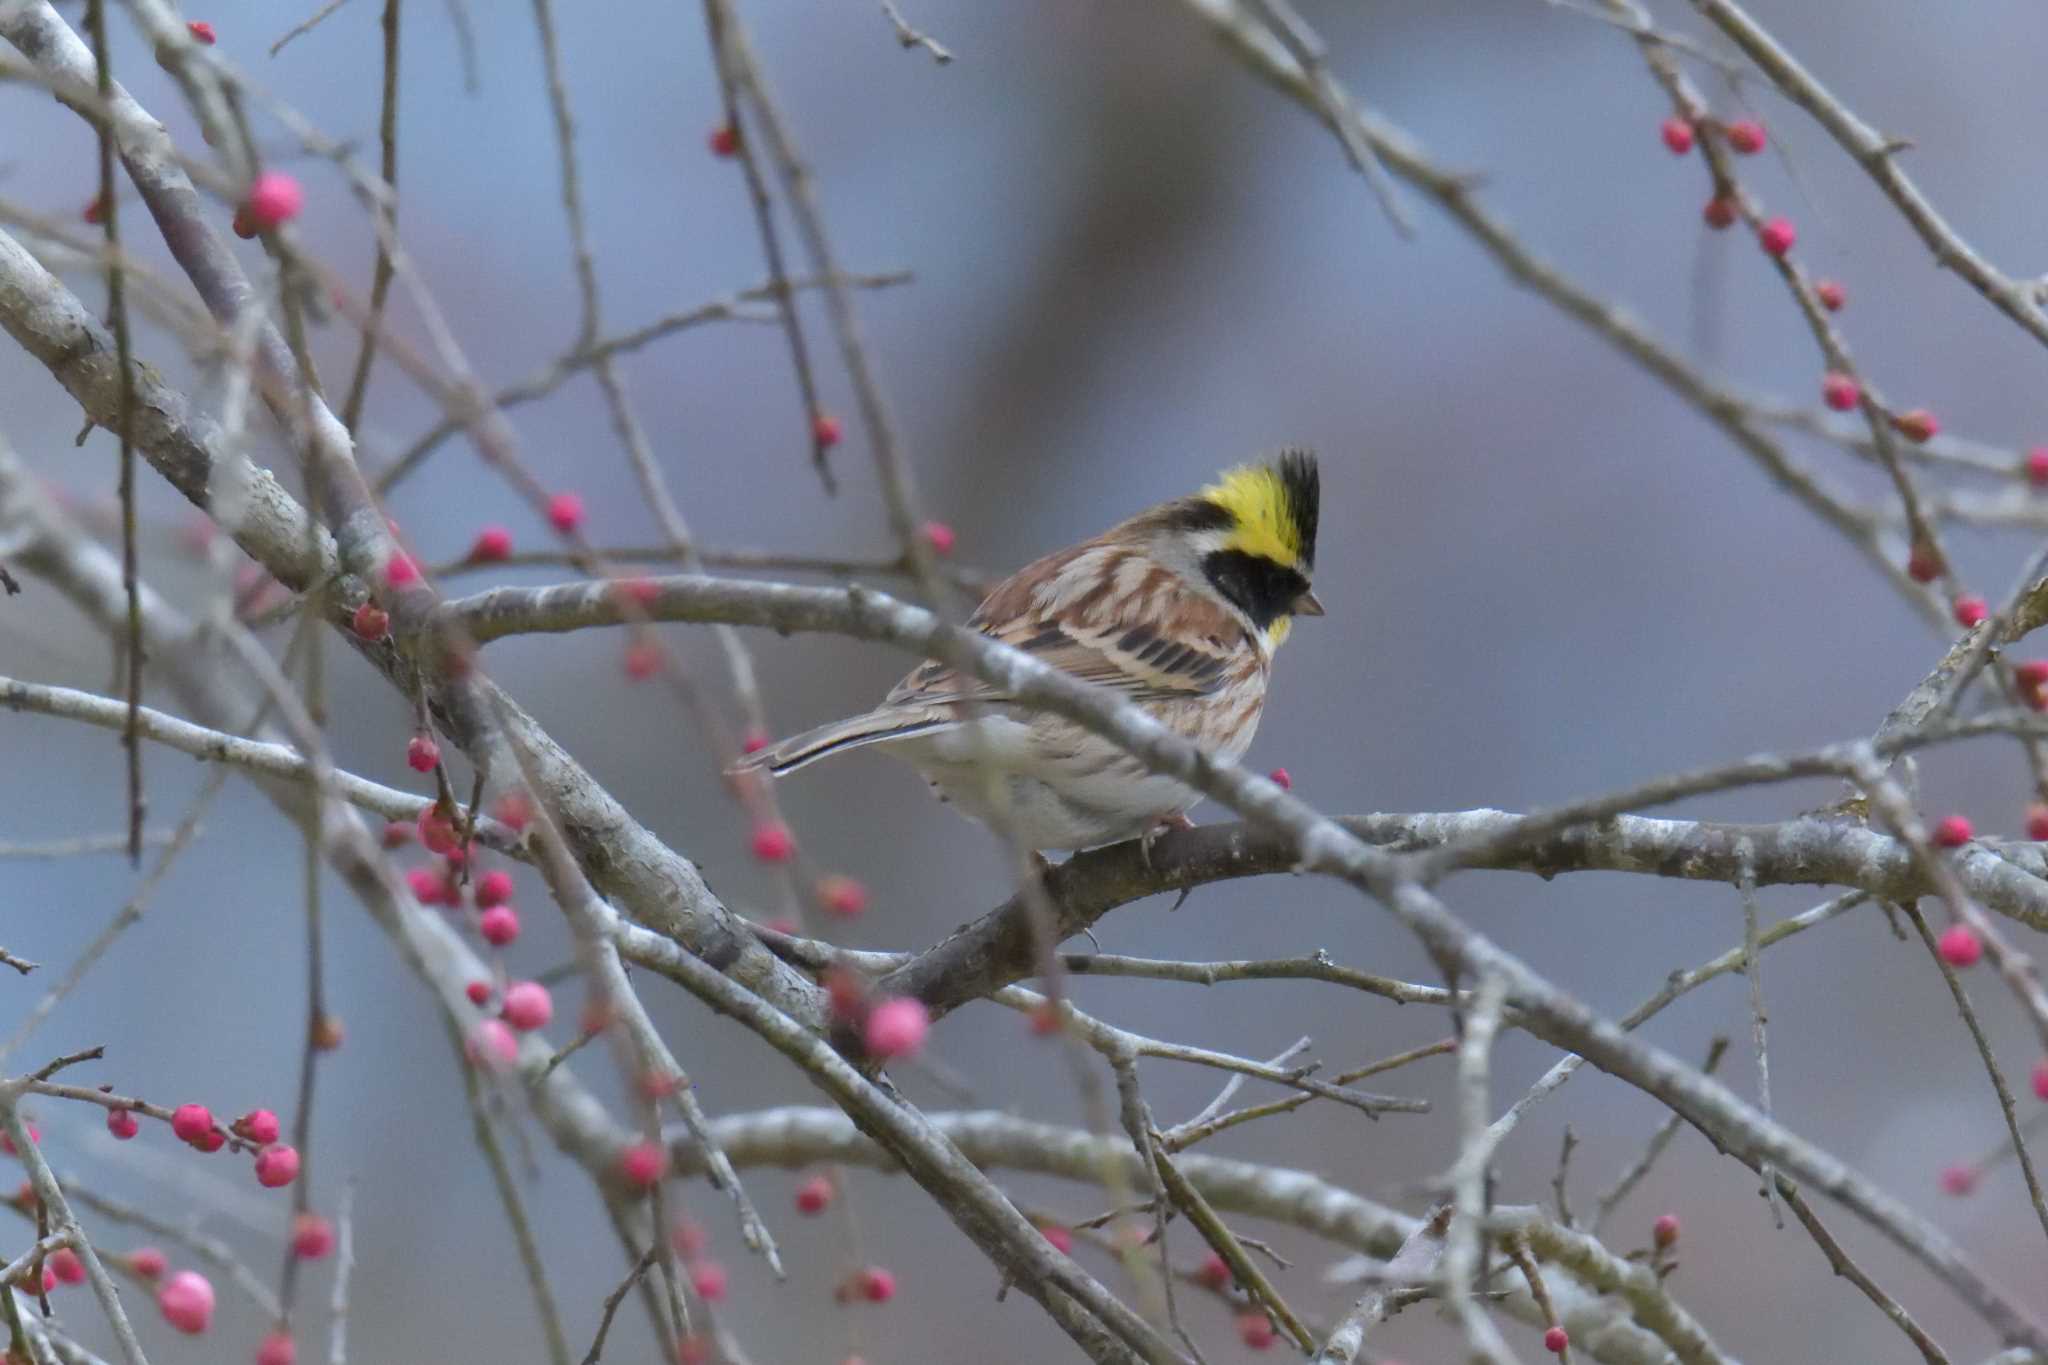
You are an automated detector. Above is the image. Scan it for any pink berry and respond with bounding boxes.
[491,791,533,832]
[1758,216,1796,256]
[171,1103,214,1145]
[671,1217,708,1258]
[0,1125,36,1157]
[291,1214,334,1259]
[1953,594,1989,629]
[130,1247,166,1279]
[677,1338,712,1365]
[37,1267,53,1293]
[1894,408,1940,443]
[813,414,843,448]
[469,525,513,562]
[158,1270,216,1334]
[48,1249,83,1285]
[1821,372,1859,411]
[546,492,584,534]
[466,1018,520,1070]
[479,905,521,946]
[1268,767,1292,791]
[465,980,491,1005]
[1027,1002,1060,1036]
[2029,447,2048,488]
[1814,279,1846,311]
[1933,815,1975,848]
[256,1332,297,1365]
[1659,117,1694,154]
[382,553,418,588]
[690,1259,728,1302]
[107,1108,139,1140]
[238,1109,281,1145]
[1545,1326,1570,1354]
[2029,805,2048,842]
[818,874,869,918]
[405,867,451,907]
[254,1144,300,1189]
[193,1128,226,1153]
[619,1141,667,1190]
[615,576,661,608]
[741,729,770,756]
[709,124,739,157]
[864,997,930,1060]
[1652,1213,1680,1248]
[1039,1223,1074,1255]
[187,20,216,44]
[623,642,661,681]
[1938,923,1982,967]
[1725,118,1766,154]
[795,1175,834,1215]
[2032,1058,2048,1102]
[859,1266,896,1303]
[921,521,956,555]
[1702,196,1736,231]
[502,981,553,1031]
[381,819,412,848]
[1194,1252,1230,1290]
[750,821,795,863]
[244,172,303,230]
[823,967,867,1024]
[1940,1163,1979,1196]
[417,805,460,856]
[407,735,439,772]
[2019,661,2048,691]
[1237,1311,1275,1351]
[475,869,514,908]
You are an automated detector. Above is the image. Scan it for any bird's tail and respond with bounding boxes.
[736,707,954,778]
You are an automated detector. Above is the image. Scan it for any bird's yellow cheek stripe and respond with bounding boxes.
[1266,616,1293,649]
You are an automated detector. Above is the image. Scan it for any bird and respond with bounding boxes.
[741,450,1323,851]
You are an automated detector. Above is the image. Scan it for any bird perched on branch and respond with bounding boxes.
[740,451,1324,850]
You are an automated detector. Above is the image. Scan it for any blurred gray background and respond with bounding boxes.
[4,0,2047,1360]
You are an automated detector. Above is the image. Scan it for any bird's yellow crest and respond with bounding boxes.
[1199,450,1319,571]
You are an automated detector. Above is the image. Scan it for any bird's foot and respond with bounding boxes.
[1139,812,1196,871]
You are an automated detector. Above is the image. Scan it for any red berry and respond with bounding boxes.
[465,525,512,563]
[1821,372,1859,411]
[291,1214,334,1259]
[107,1108,139,1140]
[1659,117,1694,154]
[232,204,259,239]
[491,791,534,832]
[238,1109,281,1146]
[1758,216,1796,256]
[546,491,584,534]
[244,172,303,229]
[1725,118,1766,154]
[2019,662,2048,690]
[381,819,412,848]
[2029,805,2048,842]
[864,997,930,1060]
[1545,1326,1570,1354]
[623,642,661,681]
[82,195,106,225]
[158,1270,215,1334]
[614,576,661,608]
[1039,1223,1074,1255]
[256,1332,296,1365]
[1907,541,1942,584]
[502,981,553,1031]
[813,414,844,448]
[709,124,739,157]
[741,729,770,756]
[1702,196,1737,230]
[1814,279,1846,311]
[619,1141,667,1190]
[254,1144,300,1188]
[479,905,520,946]
[1937,923,1982,966]
[475,869,514,908]
[2029,447,2048,488]
[859,1265,896,1303]
[1268,767,1292,791]
[690,1259,728,1302]
[1237,1311,1275,1351]
[1933,815,1975,848]
[171,1103,214,1145]
[676,1338,712,1365]
[351,602,389,641]
[0,1126,36,1157]
[1028,1001,1061,1036]
[750,821,795,863]
[795,1175,834,1215]
[464,980,491,1005]
[382,553,418,588]
[818,874,869,918]
[1894,409,1939,443]
[2033,1058,2048,1102]
[1953,595,1988,629]
[195,1127,226,1153]
[466,1018,519,1070]
[1940,1163,1979,1196]
[187,20,216,44]
[823,966,868,1023]
[48,1249,83,1286]
[405,866,452,907]
[1652,1213,1680,1248]
[406,734,440,773]
[418,805,460,856]
[921,521,956,555]
[130,1247,166,1279]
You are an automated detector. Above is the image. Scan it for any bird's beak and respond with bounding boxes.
[1294,588,1326,617]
